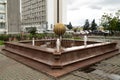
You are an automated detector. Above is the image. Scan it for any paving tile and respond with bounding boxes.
[59,74,86,80]
[72,71,112,80]
[0,53,54,80]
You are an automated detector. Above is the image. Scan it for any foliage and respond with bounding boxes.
[91,19,97,31]
[0,34,9,41]
[27,27,37,36]
[100,10,120,35]
[63,33,72,38]
[0,40,4,45]
[83,19,90,31]
[73,36,81,40]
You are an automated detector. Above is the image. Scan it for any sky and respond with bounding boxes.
[67,0,120,26]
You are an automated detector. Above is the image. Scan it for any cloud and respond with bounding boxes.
[68,7,80,11]
[67,0,120,26]
[67,0,75,5]
[88,5,102,10]
[97,0,120,6]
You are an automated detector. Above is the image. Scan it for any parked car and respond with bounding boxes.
[91,30,108,35]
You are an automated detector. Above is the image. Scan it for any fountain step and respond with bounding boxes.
[2,47,119,68]
[1,48,119,78]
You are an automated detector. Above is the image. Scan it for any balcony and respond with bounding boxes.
[0,1,7,4]
[0,10,6,13]
[0,19,5,23]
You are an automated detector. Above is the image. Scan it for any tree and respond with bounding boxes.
[83,19,89,31]
[116,20,120,31]
[28,27,37,37]
[67,22,73,30]
[100,10,120,35]
[91,19,97,31]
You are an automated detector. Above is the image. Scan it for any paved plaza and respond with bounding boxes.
[0,39,120,80]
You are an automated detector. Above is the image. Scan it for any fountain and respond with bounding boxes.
[54,23,66,52]
[1,23,119,78]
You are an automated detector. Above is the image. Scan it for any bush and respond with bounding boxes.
[63,33,72,38]
[0,34,9,41]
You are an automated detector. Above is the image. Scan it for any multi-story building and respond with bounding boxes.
[0,0,7,34]
[7,0,21,34]
[0,0,21,34]
[21,0,67,33]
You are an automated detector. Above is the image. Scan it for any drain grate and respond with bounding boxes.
[81,67,96,73]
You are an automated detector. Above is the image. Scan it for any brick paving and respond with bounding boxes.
[0,53,55,80]
[0,38,119,80]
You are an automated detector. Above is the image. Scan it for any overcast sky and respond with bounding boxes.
[67,0,120,26]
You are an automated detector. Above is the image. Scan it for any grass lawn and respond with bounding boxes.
[0,40,4,45]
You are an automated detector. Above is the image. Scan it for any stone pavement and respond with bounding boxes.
[0,53,54,80]
[0,39,120,80]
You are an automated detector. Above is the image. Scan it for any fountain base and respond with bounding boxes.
[2,40,119,77]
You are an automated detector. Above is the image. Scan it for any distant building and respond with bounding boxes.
[21,0,67,33]
[0,0,7,34]
[7,0,21,34]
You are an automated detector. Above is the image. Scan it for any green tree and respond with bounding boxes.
[100,10,120,35]
[83,19,89,31]
[116,20,120,31]
[91,19,97,31]
[28,27,37,37]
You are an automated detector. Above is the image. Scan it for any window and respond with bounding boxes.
[0,5,5,11]
[0,22,5,29]
[0,14,5,19]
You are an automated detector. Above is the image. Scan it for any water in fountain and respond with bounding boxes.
[56,38,60,52]
[84,35,87,47]
[71,34,75,47]
[32,37,35,46]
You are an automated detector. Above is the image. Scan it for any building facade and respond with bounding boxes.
[21,0,67,33]
[7,0,21,34]
[0,0,21,34]
[0,0,7,34]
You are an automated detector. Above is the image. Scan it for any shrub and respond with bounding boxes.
[0,34,9,41]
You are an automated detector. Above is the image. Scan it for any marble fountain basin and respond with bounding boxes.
[2,39,119,77]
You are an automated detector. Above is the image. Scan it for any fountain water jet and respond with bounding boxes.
[56,38,60,52]
[32,37,35,46]
[84,35,87,47]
